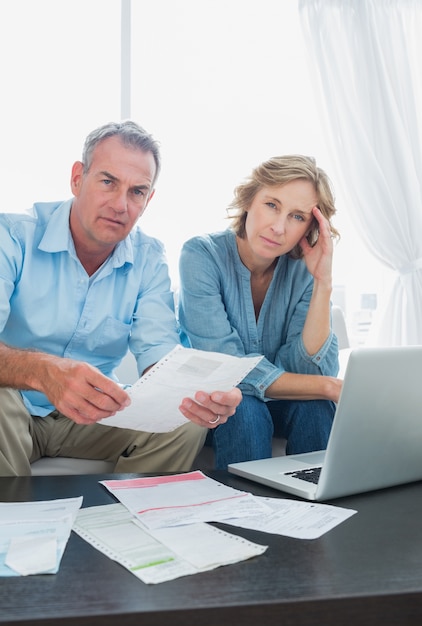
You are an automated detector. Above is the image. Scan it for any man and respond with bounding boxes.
[0,120,241,476]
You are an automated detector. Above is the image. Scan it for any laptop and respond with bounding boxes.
[228,346,422,501]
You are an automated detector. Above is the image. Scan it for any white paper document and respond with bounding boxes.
[0,497,83,576]
[99,345,263,432]
[101,472,356,538]
[101,471,271,529]
[73,503,267,584]
[223,496,357,540]
[101,472,355,539]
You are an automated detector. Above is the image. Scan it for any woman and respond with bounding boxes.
[178,155,342,469]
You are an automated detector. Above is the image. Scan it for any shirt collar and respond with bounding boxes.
[38,199,134,269]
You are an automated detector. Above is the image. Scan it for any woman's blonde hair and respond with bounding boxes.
[228,155,339,259]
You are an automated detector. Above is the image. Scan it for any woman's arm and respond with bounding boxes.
[266,207,342,402]
[265,370,342,403]
[300,206,334,356]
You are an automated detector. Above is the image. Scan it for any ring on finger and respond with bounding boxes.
[208,414,221,425]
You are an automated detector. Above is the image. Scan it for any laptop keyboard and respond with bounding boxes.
[285,467,322,484]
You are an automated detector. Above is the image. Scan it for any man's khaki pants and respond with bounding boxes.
[0,388,206,476]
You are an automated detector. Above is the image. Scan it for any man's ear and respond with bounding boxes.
[147,189,155,204]
[70,161,84,196]
[144,188,155,209]
[137,189,155,220]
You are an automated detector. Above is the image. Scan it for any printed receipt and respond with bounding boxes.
[100,346,262,433]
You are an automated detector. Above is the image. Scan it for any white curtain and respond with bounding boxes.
[299,0,422,346]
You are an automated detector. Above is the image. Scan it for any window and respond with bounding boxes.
[0,0,121,210]
[2,0,390,345]
[130,0,390,345]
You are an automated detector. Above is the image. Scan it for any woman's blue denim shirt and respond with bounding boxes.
[178,229,339,401]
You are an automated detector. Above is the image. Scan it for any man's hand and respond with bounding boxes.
[39,357,131,424]
[178,387,242,429]
[0,343,131,424]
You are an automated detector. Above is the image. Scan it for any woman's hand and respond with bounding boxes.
[300,206,334,285]
[179,388,242,429]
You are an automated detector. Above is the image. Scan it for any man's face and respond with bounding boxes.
[69,135,156,256]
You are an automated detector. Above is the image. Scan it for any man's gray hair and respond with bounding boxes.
[82,120,161,186]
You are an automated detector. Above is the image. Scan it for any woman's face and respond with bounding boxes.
[242,179,318,264]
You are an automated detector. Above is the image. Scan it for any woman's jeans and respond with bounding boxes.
[210,394,336,470]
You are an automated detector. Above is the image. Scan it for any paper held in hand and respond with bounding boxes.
[100,345,262,433]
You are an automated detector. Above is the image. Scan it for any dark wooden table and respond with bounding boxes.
[1,472,422,626]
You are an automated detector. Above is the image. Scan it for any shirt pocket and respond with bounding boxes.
[88,316,133,359]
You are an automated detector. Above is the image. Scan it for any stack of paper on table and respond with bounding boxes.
[73,472,356,584]
[0,497,82,577]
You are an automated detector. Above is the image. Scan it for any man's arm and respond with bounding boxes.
[0,341,242,429]
[0,342,131,424]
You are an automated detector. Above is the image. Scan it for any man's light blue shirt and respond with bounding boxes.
[0,200,180,416]
[178,229,339,401]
